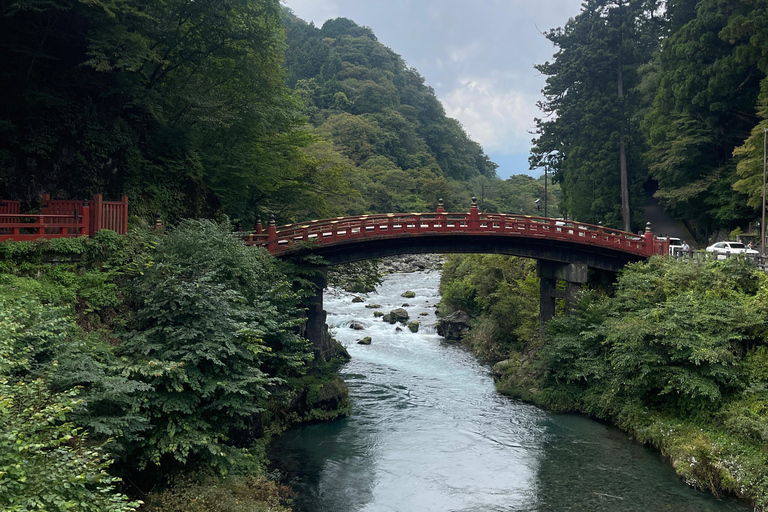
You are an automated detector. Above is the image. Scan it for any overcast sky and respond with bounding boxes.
[282,0,584,179]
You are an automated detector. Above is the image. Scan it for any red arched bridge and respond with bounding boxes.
[243,199,669,271]
[240,199,670,356]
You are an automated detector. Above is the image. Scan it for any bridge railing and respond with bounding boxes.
[0,194,129,241]
[0,209,90,241]
[240,199,661,258]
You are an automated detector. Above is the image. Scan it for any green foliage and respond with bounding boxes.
[542,258,765,416]
[118,219,311,472]
[0,0,345,224]
[643,0,759,235]
[282,11,499,216]
[327,259,383,294]
[531,0,660,230]
[145,474,292,512]
[0,296,139,512]
[439,254,539,360]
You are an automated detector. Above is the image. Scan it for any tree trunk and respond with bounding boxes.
[617,23,630,232]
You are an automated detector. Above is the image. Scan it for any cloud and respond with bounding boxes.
[282,0,340,25]
[447,41,482,63]
[442,77,539,154]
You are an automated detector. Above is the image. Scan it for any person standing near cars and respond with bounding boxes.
[681,241,690,258]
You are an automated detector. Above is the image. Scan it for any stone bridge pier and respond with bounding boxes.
[302,267,339,362]
[538,261,586,327]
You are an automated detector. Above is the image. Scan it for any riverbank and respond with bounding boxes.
[269,268,750,511]
[439,254,768,511]
[0,223,351,512]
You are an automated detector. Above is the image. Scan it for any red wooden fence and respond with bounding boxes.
[0,200,21,235]
[0,194,128,242]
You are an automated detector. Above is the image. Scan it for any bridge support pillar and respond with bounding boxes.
[537,261,588,328]
[303,268,331,361]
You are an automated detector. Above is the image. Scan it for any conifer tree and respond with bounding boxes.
[531,0,661,230]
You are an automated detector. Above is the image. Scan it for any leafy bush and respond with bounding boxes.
[145,474,291,512]
[0,297,138,512]
[118,220,311,473]
[439,254,539,359]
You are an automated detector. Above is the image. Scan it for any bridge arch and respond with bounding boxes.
[242,200,668,355]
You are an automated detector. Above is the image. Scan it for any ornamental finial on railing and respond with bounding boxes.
[468,197,479,228]
[267,215,277,252]
[436,199,445,214]
[645,221,652,233]
[255,217,263,235]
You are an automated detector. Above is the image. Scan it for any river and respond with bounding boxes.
[268,270,749,512]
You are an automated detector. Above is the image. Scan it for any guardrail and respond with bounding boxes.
[0,194,128,242]
[238,200,665,258]
[670,249,768,270]
[0,209,90,241]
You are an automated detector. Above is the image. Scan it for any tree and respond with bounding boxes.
[644,0,761,235]
[531,0,661,230]
[0,297,138,512]
[119,220,310,473]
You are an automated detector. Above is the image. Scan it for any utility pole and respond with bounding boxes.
[762,128,767,256]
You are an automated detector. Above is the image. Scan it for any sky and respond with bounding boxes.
[282,0,584,179]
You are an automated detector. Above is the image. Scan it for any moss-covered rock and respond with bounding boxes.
[351,296,364,303]
[401,290,416,298]
[357,336,372,345]
[388,308,409,324]
[407,321,420,333]
[373,311,384,318]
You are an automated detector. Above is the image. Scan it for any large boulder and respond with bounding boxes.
[436,310,471,341]
[387,308,409,324]
[407,321,420,333]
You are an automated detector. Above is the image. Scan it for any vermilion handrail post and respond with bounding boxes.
[255,217,263,235]
[81,201,91,237]
[468,197,480,231]
[92,194,103,234]
[36,215,44,235]
[267,215,277,253]
[436,199,446,231]
[644,222,654,256]
[120,195,129,234]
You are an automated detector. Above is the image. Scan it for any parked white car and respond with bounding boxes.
[705,241,758,256]
[659,236,683,255]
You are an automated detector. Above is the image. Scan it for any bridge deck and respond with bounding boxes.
[241,201,668,263]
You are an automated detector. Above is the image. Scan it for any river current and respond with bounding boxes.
[268,270,749,512]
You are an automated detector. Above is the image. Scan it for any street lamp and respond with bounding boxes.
[763,128,767,256]
[544,167,548,218]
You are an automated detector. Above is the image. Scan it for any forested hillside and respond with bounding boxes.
[532,0,768,240]
[0,0,553,224]
[281,13,497,214]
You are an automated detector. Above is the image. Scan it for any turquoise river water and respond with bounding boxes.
[268,270,750,512]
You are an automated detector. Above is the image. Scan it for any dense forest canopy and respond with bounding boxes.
[533,0,768,239]
[1,0,556,226]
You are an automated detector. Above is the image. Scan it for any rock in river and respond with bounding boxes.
[387,308,409,324]
[436,310,470,341]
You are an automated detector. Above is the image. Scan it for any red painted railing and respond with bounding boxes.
[43,193,128,235]
[241,201,668,258]
[0,208,90,241]
[0,194,128,242]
